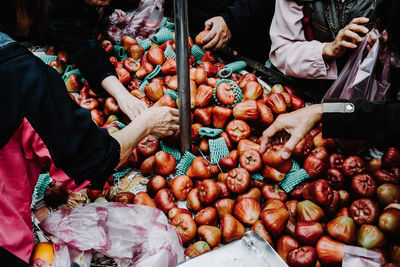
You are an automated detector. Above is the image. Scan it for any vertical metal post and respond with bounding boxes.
[174,0,192,155]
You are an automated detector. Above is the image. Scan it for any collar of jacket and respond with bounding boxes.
[0,32,16,49]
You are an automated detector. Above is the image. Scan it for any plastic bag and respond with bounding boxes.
[324,30,392,101]
[107,0,164,43]
[38,202,184,267]
[342,245,381,267]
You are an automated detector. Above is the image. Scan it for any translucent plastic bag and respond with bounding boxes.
[38,202,184,267]
[107,0,164,43]
[342,245,381,267]
[324,30,392,101]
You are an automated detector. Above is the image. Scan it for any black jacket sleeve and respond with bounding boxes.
[322,98,400,147]
[47,0,117,93]
[0,43,120,189]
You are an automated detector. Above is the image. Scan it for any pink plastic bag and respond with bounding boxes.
[342,245,381,267]
[324,30,392,101]
[107,0,164,43]
[38,202,184,267]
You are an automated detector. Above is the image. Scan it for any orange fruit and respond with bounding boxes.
[31,242,54,265]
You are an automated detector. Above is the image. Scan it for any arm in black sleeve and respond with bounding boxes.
[47,0,116,93]
[322,98,400,147]
[1,44,120,189]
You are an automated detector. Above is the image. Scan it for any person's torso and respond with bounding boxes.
[303,0,382,42]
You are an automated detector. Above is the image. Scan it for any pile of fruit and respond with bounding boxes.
[41,27,400,267]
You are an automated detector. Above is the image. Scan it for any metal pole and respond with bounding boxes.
[174,0,192,155]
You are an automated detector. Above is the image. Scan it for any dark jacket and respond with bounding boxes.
[0,34,120,189]
[47,0,139,93]
[184,0,275,63]
[322,98,400,147]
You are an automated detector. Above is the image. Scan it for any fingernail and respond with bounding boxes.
[282,151,290,159]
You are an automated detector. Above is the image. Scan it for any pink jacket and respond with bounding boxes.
[269,0,338,79]
[0,119,87,263]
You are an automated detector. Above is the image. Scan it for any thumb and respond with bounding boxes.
[281,135,301,160]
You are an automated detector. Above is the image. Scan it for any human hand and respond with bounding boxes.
[323,17,370,60]
[114,9,126,18]
[116,93,148,121]
[140,107,180,137]
[201,16,232,51]
[259,104,323,159]
[367,29,389,51]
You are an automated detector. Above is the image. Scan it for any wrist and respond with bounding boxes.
[322,42,335,60]
[310,104,323,123]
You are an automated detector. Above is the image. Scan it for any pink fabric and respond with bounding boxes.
[269,0,338,79]
[0,119,84,263]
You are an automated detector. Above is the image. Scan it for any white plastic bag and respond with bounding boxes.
[342,245,381,267]
[38,202,184,267]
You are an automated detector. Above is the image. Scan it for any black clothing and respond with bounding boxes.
[322,98,400,147]
[185,0,275,63]
[0,247,28,267]
[0,38,120,189]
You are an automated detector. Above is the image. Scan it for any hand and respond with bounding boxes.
[116,93,148,120]
[259,104,323,159]
[114,9,126,18]
[367,29,389,51]
[323,17,370,60]
[201,16,232,51]
[140,107,180,137]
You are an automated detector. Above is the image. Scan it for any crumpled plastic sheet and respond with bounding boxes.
[342,245,381,267]
[38,202,184,267]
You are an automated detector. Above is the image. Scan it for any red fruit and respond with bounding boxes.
[139,155,155,176]
[349,198,379,225]
[237,187,262,203]
[214,198,235,218]
[49,59,66,75]
[198,179,221,204]
[226,168,251,194]
[103,97,120,116]
[133,192,156,208]
[374,169,399,184]
[111,192,135,204]
[216,82,237,106]
[161,58,177,75]
[262,184,287,202]
[121,35,137,50]
[216,182,230,198]
[297,200,325,222]
[310,147,329,162]
[45,45,57,55]
[154,188,177,214]
[169,175,193,201]
[238,73,257,88]
[186,188,204,212]
[226,120,251,143]
[262,144,293,173]
[154,151,176,176]
[326,216,356,244]
[198,61,218,77]
[137,135,159,157]
[276,235,300,263]
[326,168,345,189]
[295,221,323,245]
[376,183,400,207]
[233,100,259,120]
[342,156,366,177]
[257,102,274,125]
[185,241,211,258]
[290,182,310,199]
[261,204,290,237]
[127,148,141,168]
[116,67,131,85]
[80,98,99,111]
[264,93,287,114]
[194,207,218,226]
[291,95,305,110]
[303,155,326,179]
[190,68,207,84]
[287,246,318,267]
[147,175,167,196]
[153,94,176,108]
[237,139,260,156]
[261,165,286,182]
[171,213,197,244]
[101,40,113,55]
[168,207,192,221]
[383,147,400,168]
[250,220,273,245]
[65,73,82,93]
[147,47,164,65]
[316,236,344,265]
[357,224,386,249]
[186,157,212,180]
[195,85,214,107]
[201,50,217,63]
[90,109,104,127]
[219,150,239,172]
[233,197,261,225]
[239,150,262,173]
[195,30,210,45]
[351,174,377,197]
[302,179,333,206]
[329,153,344,169]
[194,107,213,126]
[135,62,154,79]
[123,57,140,73]
[198,225,221,248]
[242,81,263,100]
[220,214,246,243]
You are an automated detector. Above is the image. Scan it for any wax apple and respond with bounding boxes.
[326,168,345,189]
[186,188,204,212]
[190,68,207,84]
[262,165,286,182]
[137,135,159,157]
[326,216,356,244]
[161,58,177,75]
[257,101,274,125]
[239,150,262,173]
[186,157,212,180]
[147,47,164,65]
[264,93,286,114]
[383,147,400,168]
[154,151,176,176]
[219,150,239,172]
[233,100,259,120]
[250,220,273,245]
[220,214,246,243]
[49,59,66,75]
[154,188,177,214]
[169,175,193,201]
[185,241,211,258]
[145,80,164,102]
[201,50,217,63]
[242,81,263,100]
[101,40,113,55]
[153,94,176,108]
[116,67,131,85]
[226,168,251,194]
[351,174,377,197]
[79,98,99,110]
[195,30,210,45]
[238,73,257,88]
[111,192,135,204]
[233,197,261,225]
[295,221,323,245]
[262,144,293,173]
[198,61,218,77]
[103,97,120,116]
[287,246,318,267]
[90,109,104,127]
[198,179,221,204]
[297,200,324,222]
[216,82,237,106]
[262,184,287,202]
[261,202,290,237]
[316,236,344,265]
[171,213,197,244]
[349,198,379,225]
[302,179,333,206]
[357,224,386,249]
[168,207,192,221]
[133,192,156,208]
[121,35,137,50]
[195,85,214,107]
[194,107,213,126]
[214,198,235,218]
[237,139,260,156]
[65,73,82,93]
[342,156,366,177]
[127,44,145,59]
[276,235,300,263]
[135,62,154,79]
[123,57,140,73]
[374,169,399,184]
[194,207,218,226]
[198,225,221,248]
[226,120,251,143]
[377,184,400,206]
